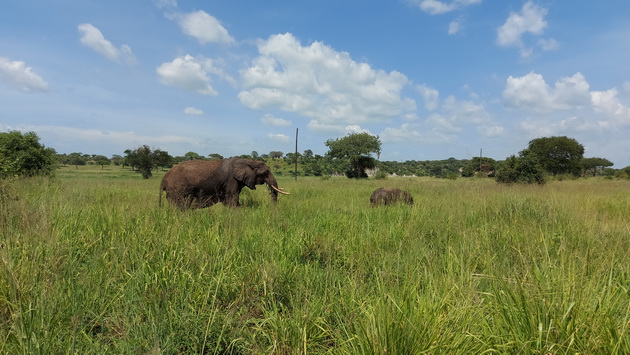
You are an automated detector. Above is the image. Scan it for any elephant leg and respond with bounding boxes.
[223,193,240,207]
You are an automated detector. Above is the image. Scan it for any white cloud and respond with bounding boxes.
[261,114,291,126]
[0,57,48,92]
[537,38,559,51]
[410,0,482,15]
[442,95,491,125]
[448,19,462,35]
[3,124,196,147]
[267,133,290,142]
[184,107,203,115]
[503,72,591,113]
[496,1,556,57]
[239,33,413,127]
[481,125,505,137]
[416,84,440,110]
[78,23,135,64]
[170,10,234,45]
[306,120,371,135]
[157,55,226,95]
[591,89,630,124]
[380,123,454,144]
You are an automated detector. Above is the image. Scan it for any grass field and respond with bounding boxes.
[1,165,629,353]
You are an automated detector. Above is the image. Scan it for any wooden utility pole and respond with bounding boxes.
[480,148,483,174]
[294,128,299,181]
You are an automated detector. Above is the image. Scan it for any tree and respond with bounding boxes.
[0,130,56,178]
[184,151,204,160]
[521,136,584,176]
[269,151,284,159]
[461,157,497,177]
[110,154,124,166]
[496,155,546,185]
[92,155,110,169]
[580,157,613,177]
[303,149,314,160]
[124,145,167,179]
[325,133,381,178]
[152,149,173,170]
[208,153,224,160]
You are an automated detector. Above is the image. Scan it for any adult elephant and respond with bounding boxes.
[159,158,289,209]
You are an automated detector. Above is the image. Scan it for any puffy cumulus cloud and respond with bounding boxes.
[409,0,482,15]
[261,114,291,126]
[184,107,203,115]
[307,120,371,135]
[496,1,556,57]
[7,124,196,147]
[380,123,455,144]
[0,57,48,92]
[267,133,290,142]
[239,33,414,126]
[438,95,492,128]
[78,24,135,64]
[591,89,630,125]
[503,72,592,113]
[169,10,234,45]
[157,55,228,95]
[416,84,440,110]
[519,116,594,137]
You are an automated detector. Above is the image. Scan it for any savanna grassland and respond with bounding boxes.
[1,165,629,354]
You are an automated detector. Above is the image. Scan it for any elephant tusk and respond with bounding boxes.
[270,185,290,195]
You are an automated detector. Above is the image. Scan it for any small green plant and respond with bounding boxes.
[374,169,388,180]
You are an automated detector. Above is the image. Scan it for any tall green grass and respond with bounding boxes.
[1,166,629,353]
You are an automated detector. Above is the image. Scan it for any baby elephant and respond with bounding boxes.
[370,187,414,206]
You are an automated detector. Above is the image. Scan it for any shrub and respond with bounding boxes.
[496,155,546,185]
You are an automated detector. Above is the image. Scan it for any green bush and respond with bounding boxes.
[496,155,546,185]
[0,131,56,178]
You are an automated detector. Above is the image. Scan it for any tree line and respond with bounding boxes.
[1,130,625,182]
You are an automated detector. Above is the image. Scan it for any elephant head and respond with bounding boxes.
[233,159,287,203]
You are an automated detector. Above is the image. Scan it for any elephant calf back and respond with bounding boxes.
[370,187,414,206]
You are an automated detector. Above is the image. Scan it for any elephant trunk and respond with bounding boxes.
[265,174,289,202]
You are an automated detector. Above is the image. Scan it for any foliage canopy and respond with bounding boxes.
[124,145,172,179]
[325,133,381,178]
[0,130,56,178]
[521,136,584,176]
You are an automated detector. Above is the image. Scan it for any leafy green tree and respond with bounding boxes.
[580,157,613,177]
[153,149,173,170]
[0,130,56,178]
[461,157,497,178]
[184,151,204,160]
[93,155,110,169]
[208,153,224,160]
[521,136,584,176]
[124,145,169,179]
[110,154,124,166]
[325,133,381,178]
[496,155,546,185]
[269,151,284,159]
[303,149,314,160]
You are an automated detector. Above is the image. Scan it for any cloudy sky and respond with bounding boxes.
[2,1,630,166]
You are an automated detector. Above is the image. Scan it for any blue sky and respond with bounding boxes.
[2,1,630,166]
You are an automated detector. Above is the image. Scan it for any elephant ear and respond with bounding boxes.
[234,160,257,189]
